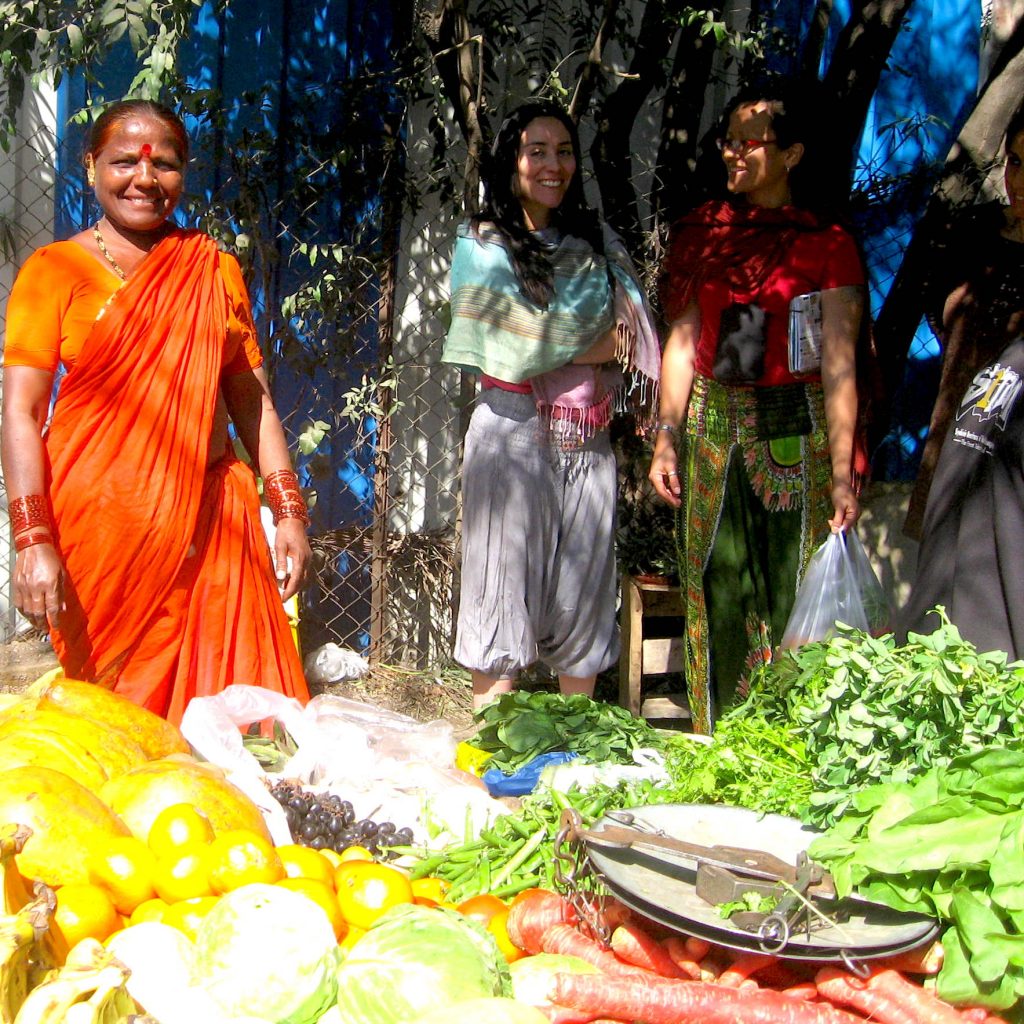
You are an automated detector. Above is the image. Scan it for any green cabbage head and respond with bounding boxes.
[331,904,510,1024]
[192,883,341,1023]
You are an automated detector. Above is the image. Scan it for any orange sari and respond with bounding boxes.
[45,229,309,723]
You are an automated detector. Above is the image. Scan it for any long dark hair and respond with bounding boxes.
[474,99,603,308]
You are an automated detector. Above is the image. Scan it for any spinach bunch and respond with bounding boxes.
[470,691,664,775]
[809,747,1024,1012]
[744,614,1024,828]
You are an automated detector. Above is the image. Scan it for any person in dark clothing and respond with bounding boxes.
[898,335,1024,658]
[905,104,1024,540]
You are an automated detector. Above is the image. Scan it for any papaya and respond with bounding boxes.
[23,674,190,760]
[0,730,109,792]
[0,707,148,779]
[98,758,272,843]
[0,767,131,887]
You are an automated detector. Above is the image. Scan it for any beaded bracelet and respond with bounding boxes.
[10,495,51,535]
[652,422,678,435]
[14,530,53,553]
[263,469,310,526]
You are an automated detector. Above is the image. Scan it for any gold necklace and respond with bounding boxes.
[93,224,127,280]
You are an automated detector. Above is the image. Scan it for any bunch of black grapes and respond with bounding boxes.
[269,780,414,858]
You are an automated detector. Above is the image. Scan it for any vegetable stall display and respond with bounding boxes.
[2,642,1024,1023]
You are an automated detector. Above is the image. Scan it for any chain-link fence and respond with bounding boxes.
[0,3,982,673]
[0,85,60,643]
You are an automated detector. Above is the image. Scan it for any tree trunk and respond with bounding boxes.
[651,12,722,231]
[590,0,675,257]
[820,0,916,197]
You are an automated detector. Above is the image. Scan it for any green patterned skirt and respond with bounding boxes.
[676,374,834,733]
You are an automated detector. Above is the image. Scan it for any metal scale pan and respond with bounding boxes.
[583,803,939,962]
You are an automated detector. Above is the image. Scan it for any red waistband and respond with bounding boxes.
[481,374,532,395]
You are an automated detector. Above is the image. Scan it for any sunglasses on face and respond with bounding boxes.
[715,137,779,156]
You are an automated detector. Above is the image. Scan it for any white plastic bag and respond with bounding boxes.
[303,643,369,685]
[536,748,670,794]
[780,529,890,650]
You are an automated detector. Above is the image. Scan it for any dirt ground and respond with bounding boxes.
[0,636,627,742]
[0,634,482,734]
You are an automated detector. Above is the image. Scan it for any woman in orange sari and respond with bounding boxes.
[1,99,310,723]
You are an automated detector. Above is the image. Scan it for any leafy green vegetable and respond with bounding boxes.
[655,714,813,817]
[331,904,510,1024]
[470,691,664,775]
[191,883,340,1024]
[808,747,1024,1011]
[743,613,1024,827]
[717,891,778,919]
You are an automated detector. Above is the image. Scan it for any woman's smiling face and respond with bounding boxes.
[515,116,577,230]
[90,115,185,235]
[721,101,802,209]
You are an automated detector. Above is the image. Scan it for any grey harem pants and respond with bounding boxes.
[454,388,620,679]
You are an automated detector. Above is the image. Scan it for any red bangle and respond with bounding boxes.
[15,530,53,553]
[10,495,51,535]
[263,469,310,526]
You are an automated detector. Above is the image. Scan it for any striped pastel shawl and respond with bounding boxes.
[442,221,659,391]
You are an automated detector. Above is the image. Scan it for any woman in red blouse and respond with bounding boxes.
[649,82,865,732]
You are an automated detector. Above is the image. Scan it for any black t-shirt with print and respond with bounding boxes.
[899,335,1024,659]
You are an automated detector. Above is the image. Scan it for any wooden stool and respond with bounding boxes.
[618,574,688,720]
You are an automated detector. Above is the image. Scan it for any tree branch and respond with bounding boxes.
[568,0,623,123]
[421,0,486,213]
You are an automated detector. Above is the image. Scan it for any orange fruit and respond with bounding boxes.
[509,886,550,909]
[277,878,347,940]
[335,861,414,931]
[152,847,215,903]
[319,849,344,869]
[147,803,215,855]
[129,897,171,926]
[337,845,374,863]
[206,829,284,894]
[53,883,121,948]
[456,893,507,927]
[339,924,366,954]
[87,836,158,915]
[410,876,449,903]
[277,844,336,888]
[487,908,526,963]
[162,896,221,941]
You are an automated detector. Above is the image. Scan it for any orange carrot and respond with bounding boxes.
[541,923,658,977]
[596,894,636,932]
[550,971,871,1024]
[505,889,577,954]
[815,966,919,1024]
[865,967,967,1024]
[757,960,812,990]
[610,922,691,978]
[662,935,703,980]
[782,983,820,1001]
[718,952,777,987]
[685,935,712,960]
[874,940,944,975]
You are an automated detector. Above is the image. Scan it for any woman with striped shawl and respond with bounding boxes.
[442,99,660,709]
